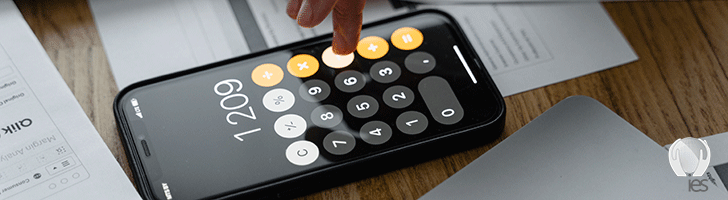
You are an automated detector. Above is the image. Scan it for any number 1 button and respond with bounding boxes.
[396,111,428,135]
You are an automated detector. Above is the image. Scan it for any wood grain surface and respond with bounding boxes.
[13,0,728,199]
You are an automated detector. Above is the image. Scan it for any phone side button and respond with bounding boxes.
[286,140,319,166]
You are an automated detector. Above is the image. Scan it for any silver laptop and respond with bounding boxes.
[421,96,728,199]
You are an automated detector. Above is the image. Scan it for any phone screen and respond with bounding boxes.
[118,11,502,199]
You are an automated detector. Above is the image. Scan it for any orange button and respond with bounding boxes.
[287,54,319,78]
[356,36,389,59]
[322,46,354,69]
[251,63,284,87]
[391,27,423,51]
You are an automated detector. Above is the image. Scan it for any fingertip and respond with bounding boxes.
[332,32,357,55]
[286,0,303,19]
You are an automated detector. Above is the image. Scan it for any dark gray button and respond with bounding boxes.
[382,85,415,109]
[359,121,392,145]
[299,79,330,102]
[405,52,436,74]
[310,105,343,128]
[347,95,379,118]
[323,131,356,155]
[418,76,464,125]
[334,70,366,93]
[396,111,428,135]
[369,61,401,83]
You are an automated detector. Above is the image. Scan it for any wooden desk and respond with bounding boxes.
[14,0,728,199]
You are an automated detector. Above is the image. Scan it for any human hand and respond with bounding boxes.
[287,0,367,55]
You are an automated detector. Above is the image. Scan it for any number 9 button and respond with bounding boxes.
[299,79,330,102]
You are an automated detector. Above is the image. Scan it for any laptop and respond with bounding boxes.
[420,96,728,199]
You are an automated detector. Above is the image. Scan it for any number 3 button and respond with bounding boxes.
[311,105,343,128]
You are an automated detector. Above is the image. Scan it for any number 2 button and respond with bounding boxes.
[382,85,415,109]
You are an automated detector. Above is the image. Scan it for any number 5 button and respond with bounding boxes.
[347,95,379,118]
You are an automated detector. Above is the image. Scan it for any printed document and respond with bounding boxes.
[0,1,140,199]
[90,1,636,96]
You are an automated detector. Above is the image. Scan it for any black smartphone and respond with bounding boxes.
[114,10,505,200]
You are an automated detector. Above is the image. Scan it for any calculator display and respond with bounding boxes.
[117,11,503,200]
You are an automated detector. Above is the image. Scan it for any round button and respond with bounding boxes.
[356,36,389,59]
[323,131,356,155]
[299,79,330,102]
[72,173,80,178]
[274,114,307,138]
[251,63,284,87]
[286,140,319,166]
[322,46,354,69]
[310,105,343,128]
[359,121,392,145]
[382,85,415,109]
[347,95,379,118]
[334,70,366,93]
[391,27,423,50]
[287,54,319,78]
[61,178,68,184]
[404,52,436,74]
[262,88,295,112]
[49,183,57,189]
[396,111,428,135]
[369,61,401,83]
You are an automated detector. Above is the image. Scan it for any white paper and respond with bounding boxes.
[0,1,140,199]
[90,1,636,97]
[420,3,637,96]
[89,0,249,90]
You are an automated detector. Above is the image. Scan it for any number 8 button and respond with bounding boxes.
[311,105,343,128]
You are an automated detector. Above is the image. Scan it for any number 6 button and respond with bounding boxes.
[334,70,366,93]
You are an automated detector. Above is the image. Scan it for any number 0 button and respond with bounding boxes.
[311,105,343,128]
[347,95,379,118]
[335,70,366,93]
[299,79,330,102]
[382,85,415,109]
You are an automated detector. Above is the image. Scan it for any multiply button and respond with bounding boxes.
[418,76,464,125]
[262,88,295,112]
[287,54,319,78]
[286,140,319,166]
[357,36,389,59]
[299,79,330,102]
[347,95,379,118]
[369,61,401,84]
[311,105,343,128]
[405,52,436,74]
[334,70,366,93]
[396,111,428,135]
[382,85,414,109]
[323,131,356,155]
[359,121,392,145]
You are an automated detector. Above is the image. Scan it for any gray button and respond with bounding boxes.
[299,79,330,102]
[323,131,356,155]
[382,85,415,109]
[418,76,464,125]
[405,52,436,74]
[347,95,379,118]
[359,121,392,145]
[369,61,401,83]
[310,105,343,128]
[334,70,366,93]
[396,111,428,135]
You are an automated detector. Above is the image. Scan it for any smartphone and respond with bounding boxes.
[114,10,505,200]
